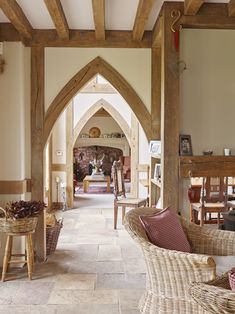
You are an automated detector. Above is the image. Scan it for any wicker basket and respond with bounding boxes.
[0,207,38,233]
[46,219,63,256]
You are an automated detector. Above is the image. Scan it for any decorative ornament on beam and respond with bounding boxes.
[170,9,182,52]
[0,42,5,73]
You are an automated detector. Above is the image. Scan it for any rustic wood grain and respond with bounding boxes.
[0,180,28,194]
[184,0,204,15]
[92,0,105,40]
[0,0,33,39]
[44,0,69,40]
[161,2,183,210]
[132,0,155,41]
[180,156,235,177]
[31,46,46,262]
[228,0,235,16]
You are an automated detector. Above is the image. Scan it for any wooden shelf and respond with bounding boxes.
[179,155,235,178]
[151,178,161,188]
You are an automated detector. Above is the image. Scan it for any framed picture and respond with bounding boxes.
[149,140,161,155]
[154,164,161,181]
[179,134,193,156]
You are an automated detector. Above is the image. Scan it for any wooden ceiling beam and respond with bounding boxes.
[228,0,235,16]
[152,16,162,47]
[181,3,235,29]
[92,0,105,40]
[44,0,69,40]
[184,0,204,15]
[22,30,152,48]
[0,0,33,39]
[132,0,154,41]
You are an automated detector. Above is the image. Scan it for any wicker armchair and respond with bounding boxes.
[189,273,235,314]
[124,207,235,314]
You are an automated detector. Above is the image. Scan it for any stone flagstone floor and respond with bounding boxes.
[0,194,146,314]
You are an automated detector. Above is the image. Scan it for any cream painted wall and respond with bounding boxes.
[80,116,122,135]
[73,93,132,128]
[52,111,66,164]
[45,48,151,113]
[180,29,235,156]
[180,29,235,218]
[0,43,30,181]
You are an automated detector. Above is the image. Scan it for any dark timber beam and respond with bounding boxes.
[132,0,154,41]
[0,0,33,39]
[184,0,204,15]
[92,0,105,40]
[44,0,69,40]
[31,46,46,262]
[228,0,235,16]
[26,30,152,48]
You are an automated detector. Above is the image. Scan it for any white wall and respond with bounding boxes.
[45,48,151,113]
[73,93,132,128]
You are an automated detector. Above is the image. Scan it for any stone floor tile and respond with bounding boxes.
[97,244,122,261]
[118,289,143,310]
[123,258,147,273]
[11,282,54,305]
[96,273,146,289]
[0,305,56,314]
[48,289,118,305]
[55,304,119,314]
[69,260,124,274]
[54,274,96,290]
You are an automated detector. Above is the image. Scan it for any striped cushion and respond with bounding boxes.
[139,207,191,253]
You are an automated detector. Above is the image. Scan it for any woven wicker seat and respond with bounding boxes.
[189,272,235,314]
[124,207,235,314]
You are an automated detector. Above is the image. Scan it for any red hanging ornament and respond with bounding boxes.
[174,30,180,52]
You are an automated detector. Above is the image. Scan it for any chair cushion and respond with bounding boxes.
[139,207,191,252]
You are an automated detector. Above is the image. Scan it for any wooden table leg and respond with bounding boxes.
[107,176,111,193]
[83,180,89,193]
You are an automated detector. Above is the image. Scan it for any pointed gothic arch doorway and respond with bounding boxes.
[38,56,151,260]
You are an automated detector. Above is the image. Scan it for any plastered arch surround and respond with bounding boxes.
[73,99,131,147]
[43,56,151,146]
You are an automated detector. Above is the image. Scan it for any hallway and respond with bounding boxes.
[0,194,146,314]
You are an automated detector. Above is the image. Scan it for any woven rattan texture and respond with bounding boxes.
[124,207,235,314]
[0,217,38,233]
[190,272,235,314]
[46,220,63,256]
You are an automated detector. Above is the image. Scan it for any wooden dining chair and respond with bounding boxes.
[190,176,229,226]
[112,160,147,229]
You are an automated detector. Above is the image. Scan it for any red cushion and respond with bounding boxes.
[139,207,191,253]
[229,268,235,291]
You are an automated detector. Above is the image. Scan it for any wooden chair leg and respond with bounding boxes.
[200,209,204,227]
[2,235,12,282]
[114,202,118,229]
[122,206,126,225]
[26,234,34,280]
[190,204,194,223]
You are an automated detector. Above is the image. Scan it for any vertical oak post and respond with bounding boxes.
[161,3,182,209]
[131,113,139,197]
[31,46,46,261]
[150,47,162,206]
[66,102,73,209]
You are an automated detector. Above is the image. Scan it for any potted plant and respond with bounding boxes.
[0,200,46,233]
